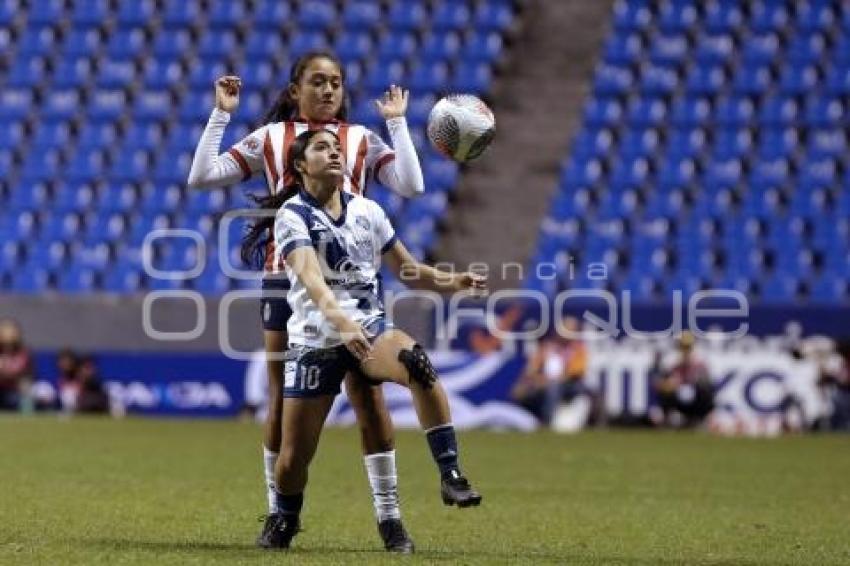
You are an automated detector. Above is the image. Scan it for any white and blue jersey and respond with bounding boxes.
[273,189,398,349]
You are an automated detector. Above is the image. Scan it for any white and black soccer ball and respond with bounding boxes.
[426,94,495,163]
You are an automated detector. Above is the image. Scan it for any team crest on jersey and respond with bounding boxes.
[355,216,370,231]
[242,137,260,151]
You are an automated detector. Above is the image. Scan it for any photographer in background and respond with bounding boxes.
[652,332,714,428]
[0,319,35,412]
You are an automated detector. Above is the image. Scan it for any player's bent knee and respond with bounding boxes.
[397,344,438,390]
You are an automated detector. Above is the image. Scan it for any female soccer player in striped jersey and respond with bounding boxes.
[188,51,451,552]
[252,128,483,549]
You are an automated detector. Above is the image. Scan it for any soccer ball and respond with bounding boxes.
[427,94,495,163]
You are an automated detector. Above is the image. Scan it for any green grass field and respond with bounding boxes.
[1,417,848,565]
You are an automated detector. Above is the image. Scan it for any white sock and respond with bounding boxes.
[263,446,279,514]
[364,450,401,522]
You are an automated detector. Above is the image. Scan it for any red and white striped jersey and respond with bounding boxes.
[227,119,396,198]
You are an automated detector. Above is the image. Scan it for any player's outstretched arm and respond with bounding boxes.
[373,85,425,197]
[285,247,372,361]
[382,240,487,294]
[187,76,253,189]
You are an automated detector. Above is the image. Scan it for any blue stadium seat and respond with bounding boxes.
[612,0,651,31]
[209,0,251,28]
[116,0,156,26]
[197,30,239,59]
[152,29,193,59]
[99,184,140,213]
[640,63,679,95]
[253,0,293,29]
[419,31,461,61]
[334,31,374,62]
[377,31,418,62]
[28,0,65,25]
[409,61,450,93]
[102,265,143,294]
[806,128,847,158]
[731,64,773,95]
[593,63,633,95]
[5,56,50,88]
[41,89,81,121]
[670,97,711,127]
[432,2,471,31]
[296,0,337,30]
[54,183,96,214]
[105,28,148,59]
[133,91,173,122]
[694,33,735,64]
[387,1,428,31]
[685,64,726,95]
[758,95,799,126]
[704,2,743,33]
[760,275,799,302]
[56,266,99,293]
[10,269,51,293]
[714,95,755,127]
[786,32,827,64]
[604,32,642,64]
[340,0,381,28]
[17,25,60,56]
[583,97,623,127]
[363,61,406,95]
[96,58,138,89]
[809,275,847,303]
[463,31,503,63]
[627,96,667,127]
[648,32,688,64]
[289,30,330,58]
[70,0,110,27]
[474,1,515,32]
[778,65,820,96]
[798,2,837,32]
[741,31,780,64]
[89,90,130,121]
[162,1,201,27]
[657,1,698,32]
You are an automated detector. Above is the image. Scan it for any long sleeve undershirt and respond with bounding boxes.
[187,108,424,198]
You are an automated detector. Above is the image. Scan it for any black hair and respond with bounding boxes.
[240,129,340,268]
[262,50,349,124]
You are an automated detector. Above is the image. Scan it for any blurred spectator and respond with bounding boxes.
[73,355,110,414]
[511,316,595,427]
[0,319,35,412]
[57,349,80,412]
[468,304,524,354]
[651,332,714,428]
[813,340,850,431]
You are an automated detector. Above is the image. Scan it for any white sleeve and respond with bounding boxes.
[367,117,425,198]
[369,200,398,254]
[187,108,265,189]
[273,205,313,266]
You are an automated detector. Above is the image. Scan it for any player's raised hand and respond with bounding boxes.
[454,272,488,296]
[375,84,409,119]
[215,75,242,113]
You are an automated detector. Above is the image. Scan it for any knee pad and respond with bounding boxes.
[398,344,438,390]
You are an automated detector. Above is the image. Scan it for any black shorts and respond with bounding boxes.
[283,344,360,398]
[260,278,292,333]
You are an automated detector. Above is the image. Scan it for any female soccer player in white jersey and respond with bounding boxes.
[252,128,483,549]
[187,51,466,553]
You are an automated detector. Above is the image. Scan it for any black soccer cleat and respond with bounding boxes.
[255,513,278,548]
[377,518,415,554]
[441,474,483,508]
[257,513,300,550]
